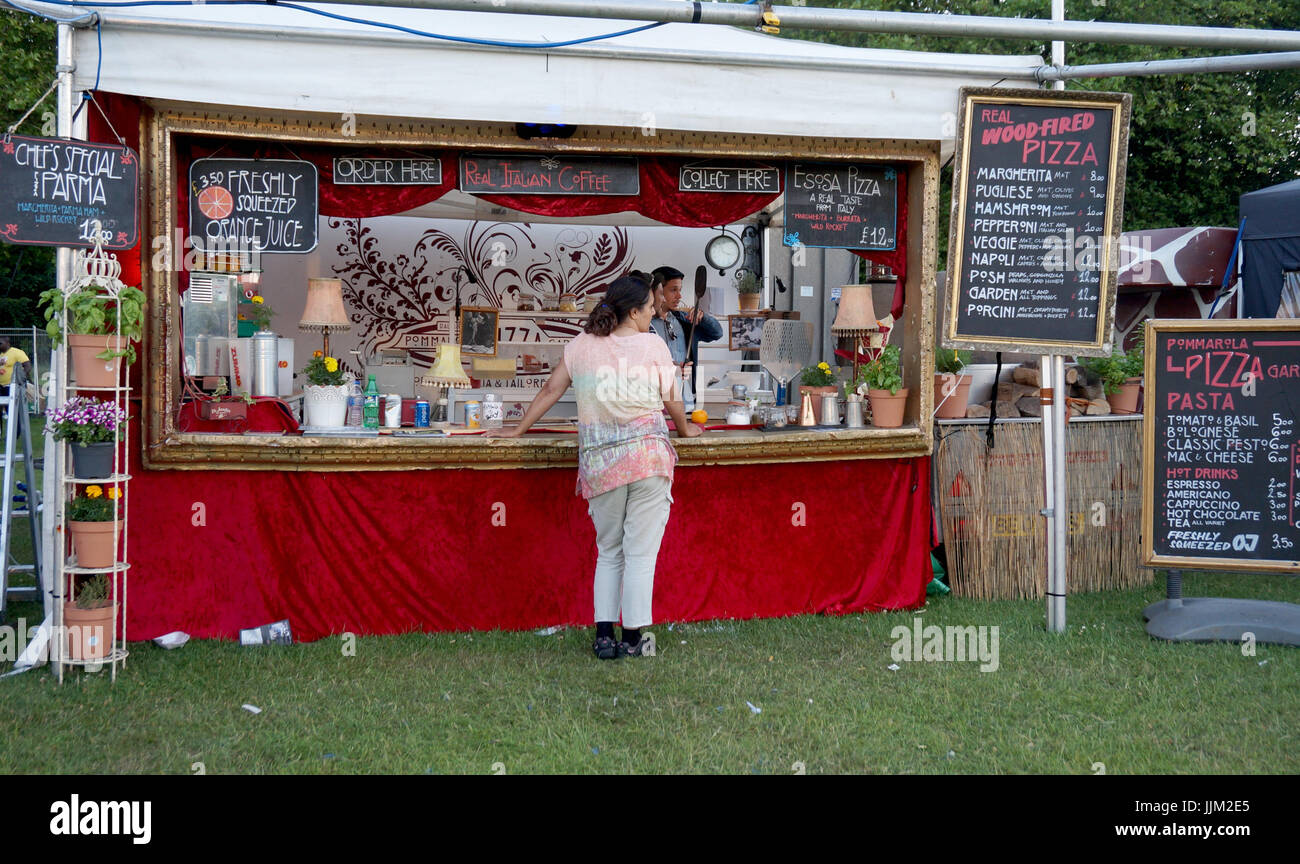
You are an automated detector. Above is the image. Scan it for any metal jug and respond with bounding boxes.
[820,393,841,426]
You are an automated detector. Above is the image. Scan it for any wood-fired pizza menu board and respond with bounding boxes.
[945,88,1131,357]
[1143,320,1300,573]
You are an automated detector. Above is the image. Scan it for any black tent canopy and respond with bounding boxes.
[1240,178,1300,318]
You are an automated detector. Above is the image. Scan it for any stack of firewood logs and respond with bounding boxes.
[963,363,1113,419]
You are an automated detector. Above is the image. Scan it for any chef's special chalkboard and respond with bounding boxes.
[1143,319,1300,573]
[945,88,1131,357]
[460,154,638,195]
[188,158,318,254]
[0,135,139,249]
[782,162,896,251]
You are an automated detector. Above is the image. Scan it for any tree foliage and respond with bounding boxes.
[785,0,1300,260]
[1,10,57,328]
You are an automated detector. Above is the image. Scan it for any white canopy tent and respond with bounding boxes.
[46,3,1043,162]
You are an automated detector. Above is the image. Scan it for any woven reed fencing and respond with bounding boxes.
[934,418,1150,600]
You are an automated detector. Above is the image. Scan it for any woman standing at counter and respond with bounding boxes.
[488,274,702,659]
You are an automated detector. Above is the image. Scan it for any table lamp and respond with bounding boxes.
[299,277,352,356]
[832,283,879,384]
[429,343,472,389]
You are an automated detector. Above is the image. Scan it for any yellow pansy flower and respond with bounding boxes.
[107,488,121,500]
[251,295,264,304]
[86,485,103,498]
[818,362,830,371]
[324,357,339,373]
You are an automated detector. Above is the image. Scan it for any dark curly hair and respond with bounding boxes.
[584,272,653,336]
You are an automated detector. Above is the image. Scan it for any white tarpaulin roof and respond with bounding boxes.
[53,3,1044,157]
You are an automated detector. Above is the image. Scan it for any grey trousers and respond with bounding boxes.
[587,474,673,628]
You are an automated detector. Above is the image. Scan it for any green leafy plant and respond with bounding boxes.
[66,484,119,522]
[1081,336,1144,396]
[74,573,111,610]
[734,270,761,295]
[39,282,146,365]
[800,361,836,387]
[858,344,904,395]
[935,346,972,375]
[302,352,346,386]
[245,296,275,331]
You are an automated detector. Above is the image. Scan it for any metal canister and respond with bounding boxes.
[415,400,430,427]
[845,396,865,428]
[195,334,211,376]
[465,400,482,429]
[250,330,279,397]
[820,393,841,426]
[384,394,402,428]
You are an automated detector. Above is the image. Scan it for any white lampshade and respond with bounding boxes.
[429,343,472,389]
[299,278,352,332]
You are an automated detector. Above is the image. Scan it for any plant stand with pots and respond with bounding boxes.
[51,227,131,682]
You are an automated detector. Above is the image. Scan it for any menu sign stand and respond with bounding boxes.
[1141,319,1300,645]
[945,87,1132,637]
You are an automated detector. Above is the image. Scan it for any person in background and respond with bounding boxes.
[487,273,702,659]
[0,336,32,395]
[648,265,722,408]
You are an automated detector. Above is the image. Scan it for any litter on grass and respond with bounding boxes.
[887,664,900,671]
[153,631,189,650]
[534,626,564,636]
[746,701,762,714]
[242,704,262,714]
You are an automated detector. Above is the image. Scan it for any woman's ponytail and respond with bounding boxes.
[583,273,652,336]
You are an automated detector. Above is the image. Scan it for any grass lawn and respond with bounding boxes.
[1,567,1297,774]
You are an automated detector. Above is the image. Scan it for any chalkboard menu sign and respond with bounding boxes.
[333,157,442,185]
[782,162,896,250]
[460,154,638,196]
[188,158,318,254]
[0,135,139,249]
[945,88,1131,357]
[679,161,780,194]
[1143,319,1300,573]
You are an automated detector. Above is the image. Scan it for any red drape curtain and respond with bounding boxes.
[852,170,909,319]
[118,426,932,641]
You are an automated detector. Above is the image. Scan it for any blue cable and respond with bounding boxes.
[0,0,764,50]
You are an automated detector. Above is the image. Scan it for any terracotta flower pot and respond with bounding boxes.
[1110,377,1143,415]
[868,387,910,428]
[64,601,118,662]
[799,385,838,424]
[303,384,349,427]
[738,293,761,312]
[933,373,973,419]
[67,334,124,388]
[68,520,121,569]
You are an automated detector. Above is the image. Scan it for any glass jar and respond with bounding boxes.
[481,393,503,429]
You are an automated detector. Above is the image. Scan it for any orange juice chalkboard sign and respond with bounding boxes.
[188,158,318,254]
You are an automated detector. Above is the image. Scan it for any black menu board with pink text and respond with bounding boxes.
[1143,320,1300,573]
[945,88,1131,357]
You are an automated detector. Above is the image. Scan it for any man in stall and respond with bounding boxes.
[647,266,722,409]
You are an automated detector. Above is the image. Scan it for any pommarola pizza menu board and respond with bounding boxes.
[944,88,1131,357]
[1143,320,1300,573]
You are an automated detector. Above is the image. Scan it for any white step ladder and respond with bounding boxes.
[1,364,42,624]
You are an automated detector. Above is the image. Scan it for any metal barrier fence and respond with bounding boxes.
[0,327,53,413]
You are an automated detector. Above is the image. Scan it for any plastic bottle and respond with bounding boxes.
[363,375,380,430]
[345,378,364,427]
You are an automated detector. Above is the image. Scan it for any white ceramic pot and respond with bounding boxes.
[303,384,348,427]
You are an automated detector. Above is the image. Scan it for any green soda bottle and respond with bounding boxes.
[363,375,380,430]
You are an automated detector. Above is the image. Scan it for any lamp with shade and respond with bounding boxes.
[831,283,880,385]
[299,277,352,356]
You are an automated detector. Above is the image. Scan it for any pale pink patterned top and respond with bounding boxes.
[562,331,679,499]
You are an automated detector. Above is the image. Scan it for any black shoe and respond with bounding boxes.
[616,632,655,658]
[593,635,618,660]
